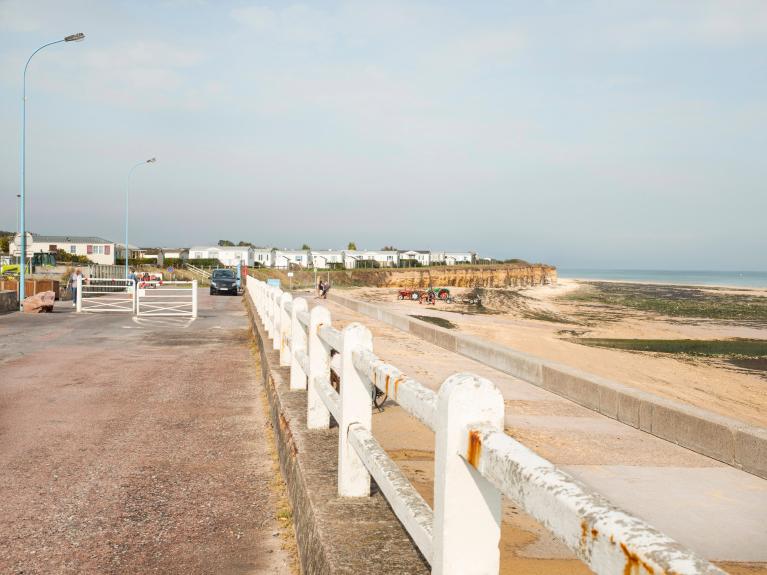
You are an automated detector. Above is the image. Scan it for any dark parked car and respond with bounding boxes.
[210,268,238,295]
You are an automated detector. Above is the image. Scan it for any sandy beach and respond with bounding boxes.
[343,278,767,427]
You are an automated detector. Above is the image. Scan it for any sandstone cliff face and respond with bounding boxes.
[374,265,557,288]
[252,265,557,289]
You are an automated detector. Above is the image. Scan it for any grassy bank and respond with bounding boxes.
[570,338,767,356]
[564,282,767,324]
[569,337,767,373]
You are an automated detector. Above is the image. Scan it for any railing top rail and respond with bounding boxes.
[353,348,438,431]
[84,277,133,284]
[464,424,725,575]
[138,280,195,285]
[318,324,343,353]
[297,309,310,328]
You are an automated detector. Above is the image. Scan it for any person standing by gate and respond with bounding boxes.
[69,268,82,307]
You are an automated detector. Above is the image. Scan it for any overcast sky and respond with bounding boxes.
[1,0,765,269]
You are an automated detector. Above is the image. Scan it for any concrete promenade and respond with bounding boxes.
[304,290,767,573]
[0,294,294,574]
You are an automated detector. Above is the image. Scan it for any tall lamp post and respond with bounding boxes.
[124,158,156,279]
[19,32,85,309]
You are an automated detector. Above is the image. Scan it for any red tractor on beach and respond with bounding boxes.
[397,287,451,304]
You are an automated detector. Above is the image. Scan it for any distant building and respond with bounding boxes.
[253,248,273,268]
[189,246,254,267]
[160,248,189,262]
[343,250,399,268]
[398,250,431,267]
[433,251,476,265]
[116,245,154,261]
[310,250,344,269]
[11,233,116,265]
[273,250,309,269]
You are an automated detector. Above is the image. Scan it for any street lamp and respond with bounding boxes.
[124,158,156,279]
[18,32,85,309]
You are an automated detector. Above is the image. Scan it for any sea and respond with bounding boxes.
[556,269,767,289]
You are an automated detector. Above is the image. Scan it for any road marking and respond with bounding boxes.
[132,316,195,329]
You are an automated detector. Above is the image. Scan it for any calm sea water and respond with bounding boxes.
[557,269,767,289]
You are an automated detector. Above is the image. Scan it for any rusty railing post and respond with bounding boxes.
[432,373,504,575]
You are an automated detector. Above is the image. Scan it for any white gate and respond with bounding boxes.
[76,277,136,313]
[136,280,197,317]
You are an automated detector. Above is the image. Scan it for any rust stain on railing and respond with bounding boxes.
[619,541,658,575]
[393,376,402,399]
[467,429,482,468]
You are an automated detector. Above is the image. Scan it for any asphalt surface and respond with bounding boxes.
[0,293,293,574]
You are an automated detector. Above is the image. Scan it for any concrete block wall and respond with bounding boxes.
[0,290,18,314]
[328,292,767,480]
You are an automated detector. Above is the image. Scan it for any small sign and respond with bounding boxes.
[287,272,294,277]
[167,266,174,273]
[267,278,281,287]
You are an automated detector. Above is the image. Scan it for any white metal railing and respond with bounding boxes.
[185,263,211,279]
[76,277,135,313]
[136,280,198,317]
[247,276,725,575]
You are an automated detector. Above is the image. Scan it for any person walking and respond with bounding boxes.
[69,268,82,307]
[321,280,330,299]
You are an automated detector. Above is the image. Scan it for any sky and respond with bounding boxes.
[0,0,765,270]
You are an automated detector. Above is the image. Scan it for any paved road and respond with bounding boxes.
[300,291,767,575]
[0,293,293,574]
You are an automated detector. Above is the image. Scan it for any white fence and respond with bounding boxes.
[246,276,724,575]
[76,277,135,313]
[136,281,197,317]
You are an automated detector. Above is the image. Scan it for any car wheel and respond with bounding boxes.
[397,294,404,300]
[411,292,420,300]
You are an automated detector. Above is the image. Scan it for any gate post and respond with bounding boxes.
[192,280,198,318]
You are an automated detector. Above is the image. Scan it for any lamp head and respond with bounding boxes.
[64,33,85,42]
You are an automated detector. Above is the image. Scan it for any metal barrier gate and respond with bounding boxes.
[136,280,197,317]
[76,277,136,313]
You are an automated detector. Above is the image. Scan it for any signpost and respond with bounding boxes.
[287,271,294,291]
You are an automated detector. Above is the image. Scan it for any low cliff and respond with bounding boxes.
[251,264,557,289]
[373,265,556,288]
